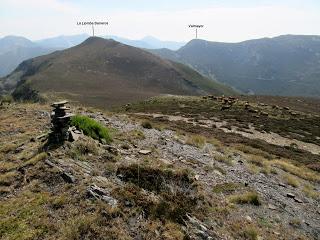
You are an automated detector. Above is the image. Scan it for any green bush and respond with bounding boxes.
[71,115,112,143]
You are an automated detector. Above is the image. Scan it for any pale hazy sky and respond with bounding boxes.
[1,0,320,42]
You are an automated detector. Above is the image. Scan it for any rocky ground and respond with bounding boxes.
[0,99,319,239]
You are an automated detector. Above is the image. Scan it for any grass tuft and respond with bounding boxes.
[71,115,112,143]
[22,152,47,167]
[0,143,18,154]
[302,184,320,200]
[230,191,261,206]
[214,153,233,165]
[141,120,153,129]
[0,171,19,186]
[271,159,320,183]
[242,226,259,240]
[67,139,99,160]
[234,144,273,160]
[282,174,300,188]
[186,134,206,148]
[213,182,242,194]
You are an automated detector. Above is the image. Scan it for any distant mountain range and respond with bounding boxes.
[150,35,320,97]
[1,34,320,98]
[0,34,186,77]
[0,37,234,107]
[0,36,57,77]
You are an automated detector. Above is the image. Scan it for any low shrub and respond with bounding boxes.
[71,115,112,143]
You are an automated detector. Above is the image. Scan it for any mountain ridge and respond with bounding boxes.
[1,37,235,108]
[150,34,320,97]
[0,34,186,77]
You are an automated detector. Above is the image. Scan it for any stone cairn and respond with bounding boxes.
[49,100,74,143]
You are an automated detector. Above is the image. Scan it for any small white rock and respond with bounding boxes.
[245,216,252,222]
[139,150,152,155]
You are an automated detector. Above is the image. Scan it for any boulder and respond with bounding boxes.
[61,172,75,183]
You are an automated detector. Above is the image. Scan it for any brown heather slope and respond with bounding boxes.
[2,37,235,108]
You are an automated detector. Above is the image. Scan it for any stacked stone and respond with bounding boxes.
[50,100,74,143]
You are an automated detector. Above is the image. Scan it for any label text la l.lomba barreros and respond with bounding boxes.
[77,21,108,25]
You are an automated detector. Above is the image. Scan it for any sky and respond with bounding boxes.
[1,0,320,42]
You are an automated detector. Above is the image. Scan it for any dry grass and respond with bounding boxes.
[289,218,302,228]
[213,182,242,194]
[0,191,51,240]
[242,226,259,240]
[129,129,145,140]
[22,152,47,167]
[186,134,206,148]
[229,191,261,206]
[271,159,320,183]
[62,214,97,240]
[246,163,260,174]
[0,161,18,172]
[282,174,300,187]
[213,153,233,165]
[0,186,11,195]
[161,222,184,240]
[0,143,18,154]
[247,155,268,167]
[259,164,272,175]
[67,139,99,160]
[49,194,69,209]
[207,137,224,148]
[0,171,19,186]
[302,184,320,200]
[234,144,273,160]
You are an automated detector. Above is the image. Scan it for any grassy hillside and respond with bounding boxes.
[1,37,236,108]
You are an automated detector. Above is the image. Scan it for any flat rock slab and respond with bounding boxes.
[294,198,303,203]
[268,204,277,210]
[139,150,152,155]
[70,131,82,141]
[286,193,295,198]
[51,100,69,107]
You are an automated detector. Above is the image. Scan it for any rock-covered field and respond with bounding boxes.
[0,96,319,239]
